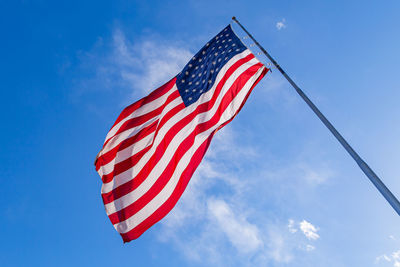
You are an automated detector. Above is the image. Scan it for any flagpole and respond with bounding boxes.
[232,16,400,216]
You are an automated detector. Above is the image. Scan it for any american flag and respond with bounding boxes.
[95,24,269,242]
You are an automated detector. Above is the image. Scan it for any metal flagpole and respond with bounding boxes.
[232,16,400,216]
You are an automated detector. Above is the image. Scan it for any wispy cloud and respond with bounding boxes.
[376,250,400,267]
[306,244,316,251]
[288,219,298,233]
[111,29,193,95]
[276,18,287,30]
[208,198,263,254]
[74,28,193,107]
[375,235,400,266]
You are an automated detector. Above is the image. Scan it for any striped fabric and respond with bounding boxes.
[95,24,268,242]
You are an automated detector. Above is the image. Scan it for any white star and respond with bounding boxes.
[216,67,219,71]
[185,71,189,75]
[195,81,199,85]
[214,52,218,56]
[182,79,185,83]
[236,48,240,51]
[225,44,228,48]
[232,43,236,47]
[220,34,223,38]
[202,51,206,55]
[192,74,195,78]
[195,66,199,70]
[201,64,204,68]
[188,82,192,85]
[221,51,225,54]
[210,69,214,73]
[200,89,203,93]
[198,73,202,77]
[193,89,196,92]
[225,34,229,37]
[202,80,205,83]
[189,63,193,67]
[212,61,216,65]
[188,97,192,100]
[206,43,210,46]
[228,49,232,52]
[216,40,220,44]
[228,39,232,42]
[212,47,215,50]
[192,57,196,60]
[208,80,212,83]
[216,36,219,40]
[225,57,228,60]
[218,46,222,49]
[199,58,202,62]
[185,89,189,92]
[218,58,221,62]
[224,28,227,31]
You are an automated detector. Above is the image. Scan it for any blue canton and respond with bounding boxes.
[176,25,247,106]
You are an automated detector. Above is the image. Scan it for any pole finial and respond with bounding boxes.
[232,16,237,22]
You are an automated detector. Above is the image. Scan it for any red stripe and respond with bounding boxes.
[96,89,180,171]
[107,63,264,223]
[96,120,158,172]
[110,77,176,130]
[100,146,152,184]
[120,65,268,242]
[101,55,256,204]
[102,89,181,148]
[121,136,213,242]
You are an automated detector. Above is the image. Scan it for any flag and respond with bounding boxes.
[95,24,269,242]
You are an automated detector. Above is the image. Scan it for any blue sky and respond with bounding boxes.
[1,0,400,266]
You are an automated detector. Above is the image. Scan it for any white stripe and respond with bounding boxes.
[100,116,159,156]
[99,87,178,158]
[97,132,155,177]
[115,66,266,234]
[101,50,255,195]
[97,95,183,177]
[104,58,261,215]
[104,85,176,143]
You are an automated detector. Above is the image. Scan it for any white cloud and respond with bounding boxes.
[394,251,400,260]
[276,18,286,30]
[299,220,320,240]
[287,219,319,254]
